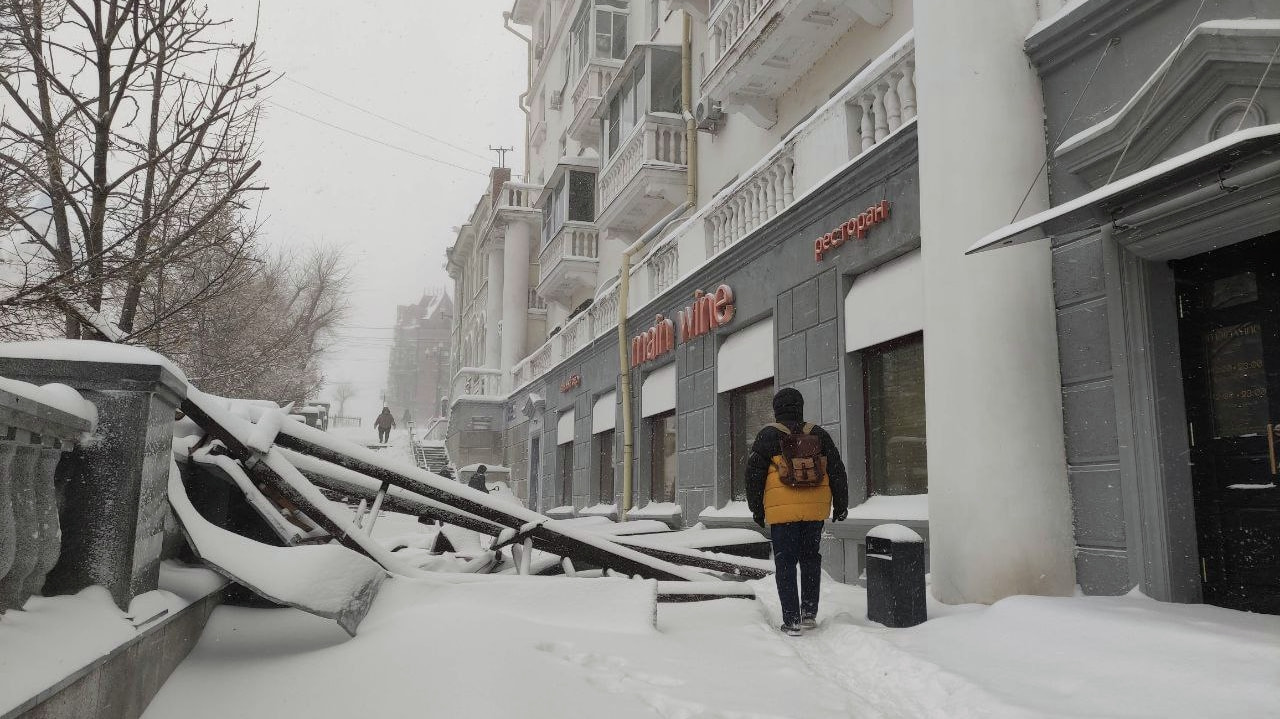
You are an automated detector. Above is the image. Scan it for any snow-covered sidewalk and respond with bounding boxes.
[143,575,1280,718]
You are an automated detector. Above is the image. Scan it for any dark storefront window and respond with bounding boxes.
[558,441,574,507]
[729,379,775,501]
[649,411,677,503]
[596,429,615,503]
[864,333,927,496]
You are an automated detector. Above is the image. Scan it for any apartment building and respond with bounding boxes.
[385,290,453,426]
[445,0,1280,613]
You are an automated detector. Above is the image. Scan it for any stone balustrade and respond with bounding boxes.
[646,237,681,297]
[559,310,590,359]
[599,113,687,213]
[528,287,547,311]
[539,221,599,283]
[453,367,503,400]
[849,50,916,157]
[709,0,773,67]
[498,181,541,210]
[572,60,618,114]
[589,282,620,340]
[705,144,796,255]
[0,379,91,615]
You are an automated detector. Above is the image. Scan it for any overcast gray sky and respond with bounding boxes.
[216,0,525,421]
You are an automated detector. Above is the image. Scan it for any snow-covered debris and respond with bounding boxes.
[844,493,928,521]
[167,456,386,636]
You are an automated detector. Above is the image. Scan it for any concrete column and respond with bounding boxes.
[915,0,1074,604]
[485,244,505,371]
[501,220,533,384]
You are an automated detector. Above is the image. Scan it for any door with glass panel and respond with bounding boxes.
[1175,235,1280,614]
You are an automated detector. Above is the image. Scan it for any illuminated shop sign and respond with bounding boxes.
[560,374,582,393]
[814,200,891,261]
[631,284,736,368]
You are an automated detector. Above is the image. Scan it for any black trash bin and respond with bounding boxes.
[865,523,926,628]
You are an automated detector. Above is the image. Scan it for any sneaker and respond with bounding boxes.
[780,623,803,637]
[800,614,817,629]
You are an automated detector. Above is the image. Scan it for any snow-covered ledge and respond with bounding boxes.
[577,503,619,521]
[626,501,682,529]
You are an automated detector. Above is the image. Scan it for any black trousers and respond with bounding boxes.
[377,427,390,443]
[770,520,824,625]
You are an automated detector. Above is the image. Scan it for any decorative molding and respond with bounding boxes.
[1025,0,1164,73]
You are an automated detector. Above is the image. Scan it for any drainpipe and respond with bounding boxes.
[618,203,692,521]
[682,10,698,208]
[504,10,532,179]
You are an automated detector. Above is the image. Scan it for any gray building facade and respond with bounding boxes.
[1015,0,1280,612]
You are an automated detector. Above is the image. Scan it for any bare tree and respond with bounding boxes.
[0,0,270,337]
[330,380,355,417]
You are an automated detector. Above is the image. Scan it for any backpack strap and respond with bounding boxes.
[769,422,792,435]
[801,423,814,435]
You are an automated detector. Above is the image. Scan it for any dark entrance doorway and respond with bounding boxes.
[1174,234,1280,614]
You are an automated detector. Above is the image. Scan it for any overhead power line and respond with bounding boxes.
[281,74,494,164]
[270,103,489,177]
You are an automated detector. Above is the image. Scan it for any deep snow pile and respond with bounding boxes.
[144,576,1280,719]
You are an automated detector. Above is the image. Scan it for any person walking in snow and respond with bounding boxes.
[745,388,849,636]
[468,464,489,493]
[374,406,396,444]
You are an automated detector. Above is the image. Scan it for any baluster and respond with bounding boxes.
[762,176,777,221]
[0,444,38,611]
[899,61,917,122]
[753,182,766,227]
[781,158,795,206]
[772,164,786,214]
[884,77,902,132]
[859,95,876,152]
[873,84,890,142]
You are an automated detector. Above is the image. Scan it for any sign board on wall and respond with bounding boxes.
[815,200,891,261]
[631,284,736,369]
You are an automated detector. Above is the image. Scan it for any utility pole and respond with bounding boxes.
[489,146,513,168]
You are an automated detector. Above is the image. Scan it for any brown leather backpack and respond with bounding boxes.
[769,422,827,488]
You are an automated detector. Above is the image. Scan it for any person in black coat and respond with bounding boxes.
[467,464,489,493]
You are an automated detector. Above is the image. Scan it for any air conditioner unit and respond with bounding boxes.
[695,98,725,132]
[550,89,564,110]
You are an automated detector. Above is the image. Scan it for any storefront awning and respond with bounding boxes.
[966,125,1280,255]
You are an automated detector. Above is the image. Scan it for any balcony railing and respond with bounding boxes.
[558,310,590,359]
[569,59,621,146]
[709,0,772,67]
[529,287,547,311]
[498,181,541,211]
[589,281,620,340]
[0,379,91,614]
[452,367,503,400]
[646,236,680,297]
[537,221,600,303]
[599,113,687,214]
[705,36,914,255]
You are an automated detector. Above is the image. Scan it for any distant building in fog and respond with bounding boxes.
[385,290,453,424]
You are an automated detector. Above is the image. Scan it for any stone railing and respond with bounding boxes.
[699,36,915,258]
[646,236,681,297]
[599,113,687,212]
[571,59,618,116]
[589,281,620,339]
[848,50,916,158]
[706,147,794,255]
[539,221,599,284]
[453,367,503,400]
[528,287,547,311]
[0,379,91,614]
[559,310,590,358]
[709,0,775,67]
[498,181,541,211]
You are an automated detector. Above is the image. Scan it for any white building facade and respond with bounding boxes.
[444,0,1280,613]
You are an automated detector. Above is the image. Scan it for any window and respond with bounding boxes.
[649,411,677,503]
[728,379,775,501]
[595,429,615,502]
[595,1,629,60]
[529,434,541,507]
[863,333,927,496]
[558,442,574,507]
[649,0,660,36]
[541,169,598,246]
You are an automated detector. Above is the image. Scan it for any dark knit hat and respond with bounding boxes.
[773,387,804,422]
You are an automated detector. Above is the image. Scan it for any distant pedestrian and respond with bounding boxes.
[468,464,489,493]
[745,388,848,636]
[374,406,396,444]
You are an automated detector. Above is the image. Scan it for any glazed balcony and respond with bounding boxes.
[596,112,688,233]
[537,221,600,304]
[568,59,622,149]
[704,0,892,128]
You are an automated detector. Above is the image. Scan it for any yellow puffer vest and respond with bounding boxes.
[764,451,832,525]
